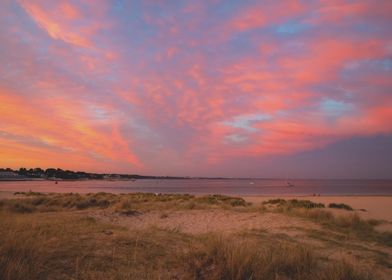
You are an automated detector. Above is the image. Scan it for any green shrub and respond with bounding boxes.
[196,195,247,207]
[289,199,325,209]
[328,203,353,211]
[262,198,287,205]
[263,199,324,209]
[7,202,35,213]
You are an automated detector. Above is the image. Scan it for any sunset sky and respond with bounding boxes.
[1,0,392,178]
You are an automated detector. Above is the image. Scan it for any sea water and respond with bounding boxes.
[1,179,391,196]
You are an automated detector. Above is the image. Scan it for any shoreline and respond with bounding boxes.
[2,190,392,197]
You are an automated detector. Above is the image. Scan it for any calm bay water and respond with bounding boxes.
[0,179,392,196]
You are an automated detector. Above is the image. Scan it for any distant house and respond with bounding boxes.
[0,171,21,178]
[103,174,121,180]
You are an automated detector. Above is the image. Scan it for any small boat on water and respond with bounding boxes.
[284,173,295,187]
[286,181,295,187]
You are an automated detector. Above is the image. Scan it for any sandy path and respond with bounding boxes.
[90,209,321,236]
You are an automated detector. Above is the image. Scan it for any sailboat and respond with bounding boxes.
[286,181,295,187]
[285,173,295,187]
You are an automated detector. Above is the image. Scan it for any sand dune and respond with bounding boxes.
[2,191,392,279]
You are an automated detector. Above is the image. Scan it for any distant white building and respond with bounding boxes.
[0,171,20,178]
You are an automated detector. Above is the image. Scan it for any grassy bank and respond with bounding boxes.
[262,199,392,246]
[0,193,389,279]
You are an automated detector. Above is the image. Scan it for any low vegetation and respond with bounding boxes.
[329,202,354,211]
[0,193,389,279]
[184,235,374,280]
[4,192,119,213]
[263,199,392,247]
[303,209,392,246]
[0,210,376,280]
[263,198,325,209]
[2,192,250,214]
[14,191,43,196]
[195,194,248,207]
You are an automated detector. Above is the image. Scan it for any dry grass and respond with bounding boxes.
[182,235,374,280]
[0,211,188,279]
[14,191,43,196]
[0,224,44,279]
[272,205,392,247]
[0,210,376,280]
[0,193,388,279]
[118,193,250,211]
[2,192,119,213]
[1,193,251,216]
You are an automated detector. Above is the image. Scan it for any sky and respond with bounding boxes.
[0,0,392,178]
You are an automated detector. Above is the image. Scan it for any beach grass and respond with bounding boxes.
[262,198,325,209]
[262,199,392,247]
[184,235,375,280]
[329,202,354,211]
[3,192,250,213]
[0,193,389,279]
[0,211,375,280]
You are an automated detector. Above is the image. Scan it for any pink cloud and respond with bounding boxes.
[18,0,113,49]
[0,0,391,176]
[0,87,143,171]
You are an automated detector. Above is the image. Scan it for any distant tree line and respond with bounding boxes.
[0,167,104,179]
[0,168,189,180]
